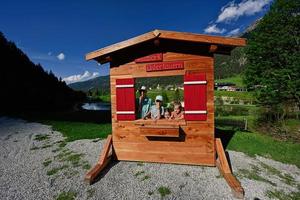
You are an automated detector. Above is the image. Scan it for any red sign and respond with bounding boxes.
[135,53,163,63]
[146,61,184,72]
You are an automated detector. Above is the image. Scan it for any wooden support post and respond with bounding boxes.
[85,134,113,184]
[215,138,244,199]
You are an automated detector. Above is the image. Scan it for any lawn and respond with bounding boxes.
[42,120,111,142]
[219,128,300,168]
[215,74,245,88]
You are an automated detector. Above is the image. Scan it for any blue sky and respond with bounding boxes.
[0,0,272,84]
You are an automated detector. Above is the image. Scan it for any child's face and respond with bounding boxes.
[174,105,181,114]
[165,112,170,118]
[155,100,162,107]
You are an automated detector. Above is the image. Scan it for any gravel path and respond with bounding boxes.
[0,117,299,200]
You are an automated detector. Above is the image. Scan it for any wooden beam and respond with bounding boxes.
[158,30,246,47]
[215,138,231,173]
[209,45,218,53]
[85,134,113,184]
[215,138,244,199]
[86,31,159,61]
[139,125,179,137]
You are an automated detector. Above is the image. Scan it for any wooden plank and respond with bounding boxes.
[85,135,112,184]
[134,119,186,126]
[114,141,211,153]
[139,125,179,137]
[215,138,231,173]
[110,59,213,77]
[118,52,213,66]
[215,138,244,199]
[86,31,158,61]
[216,161,245,199]
[158,30,246,47]
[115,150,215,166]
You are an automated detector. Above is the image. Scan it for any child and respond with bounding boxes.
[164,108,171,119]
[144,95,164,120]
[170,102,184,120]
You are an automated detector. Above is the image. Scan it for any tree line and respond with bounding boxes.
[0,32,85,113]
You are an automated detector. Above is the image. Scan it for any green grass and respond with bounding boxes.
[157,186,171,198]
[47,165,69,176]
[183,172,190,177]
[260,162,296,186]
[30,146,39,150]
[223,128,300,168]
[99,94,111,102]
[42,120,111,142]
[147,89,184,105]
[141,175,151,181]
[134,171,145,177]
[237,165,276,186]
[43,159,52,167]
[56,191,77,200]
[215,74,245,88]
[266,187,300,200]
[214,90,254,100]
[34,134,50,141]
[87,188,96,199]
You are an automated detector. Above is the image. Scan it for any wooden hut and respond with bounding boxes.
[84,30,246,198]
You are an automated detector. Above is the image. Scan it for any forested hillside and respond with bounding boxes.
[214,20,260,79]
[0,32,85,112]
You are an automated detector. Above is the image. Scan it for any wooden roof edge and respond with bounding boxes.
[157,29,246,47]
[85,29,246,61]
[85,30,160,61]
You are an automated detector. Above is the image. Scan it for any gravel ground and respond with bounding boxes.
[0,117,299,200]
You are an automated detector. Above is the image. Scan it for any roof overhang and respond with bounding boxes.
[86,29,246,64]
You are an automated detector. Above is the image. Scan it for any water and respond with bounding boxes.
[81,102,111,111]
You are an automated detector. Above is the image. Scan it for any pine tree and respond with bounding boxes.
[244,0,300,120]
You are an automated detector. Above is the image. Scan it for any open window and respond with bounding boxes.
[115,72,207,122]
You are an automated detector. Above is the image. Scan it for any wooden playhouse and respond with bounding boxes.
[84,30,246,198]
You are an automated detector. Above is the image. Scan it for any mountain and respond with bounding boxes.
[0,32,85,112]
[68,75,183,93]
[68,75,110,93]
[214,19,260,79]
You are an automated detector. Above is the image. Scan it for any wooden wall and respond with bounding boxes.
[110,52,215,166]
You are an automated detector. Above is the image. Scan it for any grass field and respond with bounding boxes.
[215,74,245,88]
[219,128,300,168]
[214,90,254,100]
[42,120,111,142]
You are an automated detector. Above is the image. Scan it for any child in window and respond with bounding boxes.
[170,102,184,120]
[164,108,171,119]
[144,95,164,120]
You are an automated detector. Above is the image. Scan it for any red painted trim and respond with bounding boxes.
[135,53,163,63]
[146,61,184,72]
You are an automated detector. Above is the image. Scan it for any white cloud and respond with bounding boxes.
[63,71,99,84]
[227,28,241,36]
[204,24,226,34]
[216,0,271,23]
[57,53,65,60]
